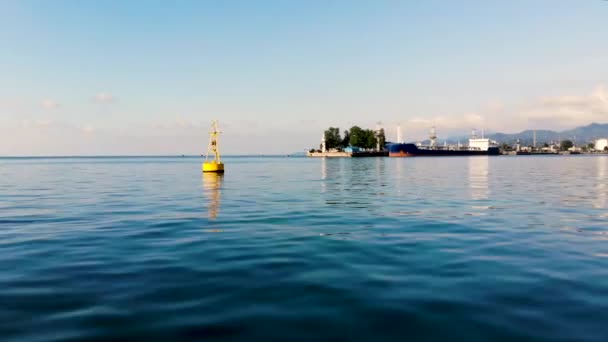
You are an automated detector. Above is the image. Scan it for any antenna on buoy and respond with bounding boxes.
[202,120,225,173]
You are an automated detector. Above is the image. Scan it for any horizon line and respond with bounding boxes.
[0,154,305,159]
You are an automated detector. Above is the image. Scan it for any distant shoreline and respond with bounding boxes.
[0,154,304,159]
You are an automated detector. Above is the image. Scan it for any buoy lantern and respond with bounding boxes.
[203,120,225,173]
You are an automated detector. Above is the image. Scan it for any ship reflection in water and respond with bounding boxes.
[202,172,224,220]
[469,156,489,201]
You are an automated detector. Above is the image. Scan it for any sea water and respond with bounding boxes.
[1,156,607,341]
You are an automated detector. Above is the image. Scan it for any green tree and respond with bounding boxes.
[348,126,364,147]
[560,140,574,151]
[348,126,379,149]
[324,127,342,149]
[588,143,595,149]
[364,129,377,149]
[604,146,608,152]
[341,130,350,148]
[376,128,386,150]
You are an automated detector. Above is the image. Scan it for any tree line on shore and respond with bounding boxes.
[319,126,387,151]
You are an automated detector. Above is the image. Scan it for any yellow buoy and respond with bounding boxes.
[203,161,224,173]
[202,120,225,173]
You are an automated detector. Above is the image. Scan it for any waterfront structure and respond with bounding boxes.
[321,134,327,153]
[429,126,438,147]
[375,122,382,151]
[396,125,403,144]
[595,138,608,151]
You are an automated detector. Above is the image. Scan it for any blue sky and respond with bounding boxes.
[1,0,607,155]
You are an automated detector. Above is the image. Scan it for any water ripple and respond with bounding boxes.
[1,156,608,341]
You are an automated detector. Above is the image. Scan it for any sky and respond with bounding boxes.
[0,0,607,155]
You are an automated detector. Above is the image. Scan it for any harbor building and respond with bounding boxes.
[595,138,608,151]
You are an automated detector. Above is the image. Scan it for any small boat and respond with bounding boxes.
[202,120,225,173]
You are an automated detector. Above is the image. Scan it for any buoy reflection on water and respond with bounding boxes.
[202,172,223,220]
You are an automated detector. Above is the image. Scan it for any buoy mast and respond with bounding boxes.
[202,120,225,173]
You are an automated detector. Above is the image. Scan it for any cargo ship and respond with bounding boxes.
[388,127,500,157]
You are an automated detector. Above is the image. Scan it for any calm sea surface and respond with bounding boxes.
[1,155,608,341]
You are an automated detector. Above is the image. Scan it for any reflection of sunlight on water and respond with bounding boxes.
[593,157,607,209]
[202,172,223,220]
[321,157,327,193]
[321,158,384,210]
[375,158,388,197]
[469,157,489,201]
[321,157,327,180]
[321,158,345,196]
[395,159,403,196]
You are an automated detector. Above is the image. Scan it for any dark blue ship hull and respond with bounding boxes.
[388,143,500,157]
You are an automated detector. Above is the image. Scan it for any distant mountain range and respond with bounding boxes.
[443,123,608,146]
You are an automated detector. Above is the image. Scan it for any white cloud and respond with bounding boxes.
[5,86,607,155]
[41,99,60,109]
[522,85,608,128]
[93,92,115,103]
[82,125,96,134]
[397,113,488,140]
[21,119,55,128]
[593,86,608,104]
[152,118,196,130]
[396,85,608,140]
